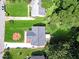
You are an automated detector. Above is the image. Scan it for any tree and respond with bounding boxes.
[3,48,11,59]
[3,51,11,59]
[45,29,72,59]
[46,0,79,33]
[45,0,79,58]
[45,27,79,59]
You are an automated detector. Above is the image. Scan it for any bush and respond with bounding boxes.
[3,51,11,59]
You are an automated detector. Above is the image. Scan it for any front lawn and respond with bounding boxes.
[4,48,43,59]
[6,0,28,16]
[5,18,45,42]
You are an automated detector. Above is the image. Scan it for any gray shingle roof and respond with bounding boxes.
[30,0,45,17]
[30,56,45,59]
[39,7,45,15]
[27,31,36,36]
[31,26,46,46]
[27,26,46,46]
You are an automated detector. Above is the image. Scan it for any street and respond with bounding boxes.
[0,0,5,59]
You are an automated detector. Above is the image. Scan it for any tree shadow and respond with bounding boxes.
[50,29,70,45]
[32,50,46,56]
[50,26,79,45]
[48,26,79,58]
[33,23,46,26]
[31,50,48,59]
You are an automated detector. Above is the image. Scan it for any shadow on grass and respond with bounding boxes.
[31,50,48,59]
[50,29,70,44]
[47,26,79,59]
[32,50,46,56]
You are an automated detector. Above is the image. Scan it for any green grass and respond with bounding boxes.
[6,0,28,16]
[5,18,45,42]
[6,48,43,59]
[42,0,53,9]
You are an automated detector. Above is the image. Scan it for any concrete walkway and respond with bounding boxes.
[6,16,35,21]
[4,42,32,48]
[4,34,51,49]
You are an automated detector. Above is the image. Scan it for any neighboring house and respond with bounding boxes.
[30,0,45,17]
[29,56,45,59]
[25,26,46,48]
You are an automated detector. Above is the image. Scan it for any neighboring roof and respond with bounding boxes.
[30,56,45,59]
[30,0,45,17]
[39,7,45,15]
[27,31,36,36]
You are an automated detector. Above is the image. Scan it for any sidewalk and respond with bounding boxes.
[6,16,35,21]
[4,42,32,48]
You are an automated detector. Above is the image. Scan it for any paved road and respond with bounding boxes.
[0,0,5,59]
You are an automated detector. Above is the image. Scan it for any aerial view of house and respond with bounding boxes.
[6,0,46,17]
[0,0,79,59]
[25,26,46,47]
[2,0,50,59]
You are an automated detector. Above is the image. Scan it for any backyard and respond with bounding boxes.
[6,0,28,16]
[5,17,45,42]
[42,0,53,9]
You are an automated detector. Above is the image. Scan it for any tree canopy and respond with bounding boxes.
[45,27,79,59]
[46,0,79,33]
[44,0,79,59]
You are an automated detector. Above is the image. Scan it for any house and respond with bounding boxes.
[4,26,50,49]
[30,0,45,17]
[25,26,46,48]
[29,56,45,59]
